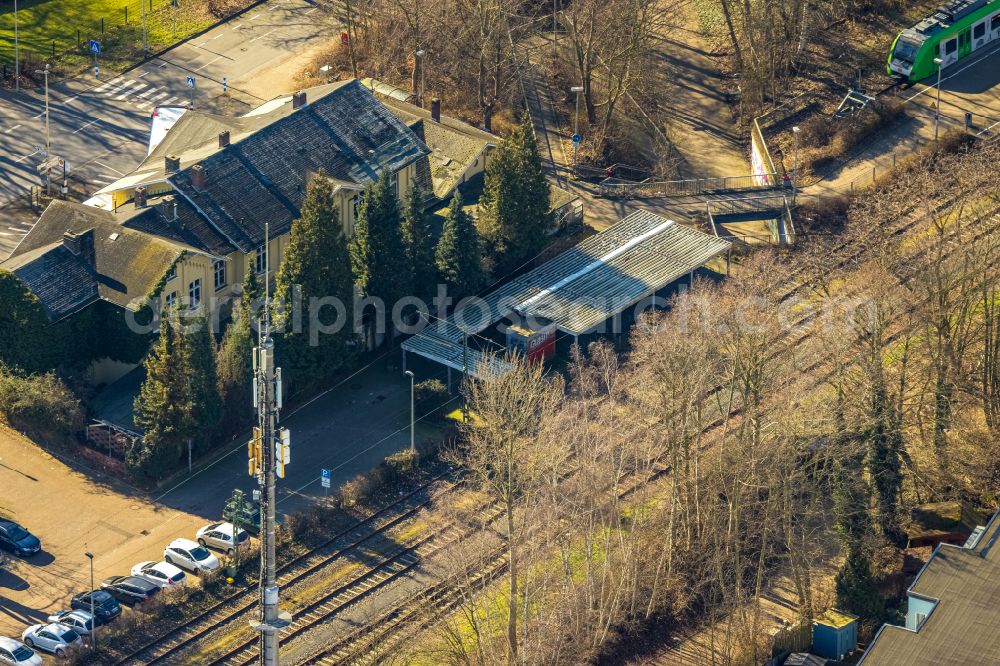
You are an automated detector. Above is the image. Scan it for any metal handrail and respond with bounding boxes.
[599,174,785,198]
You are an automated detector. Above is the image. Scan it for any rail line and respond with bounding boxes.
[113,471,455,665]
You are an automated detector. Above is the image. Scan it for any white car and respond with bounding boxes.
[196,522,250,555]
[131,560,187,588]
[164,538,220,573]
[46,610,94,636]
[21,622,81,657]
[0,637,41,666]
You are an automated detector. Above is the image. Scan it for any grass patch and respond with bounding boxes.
[0,0,255,79]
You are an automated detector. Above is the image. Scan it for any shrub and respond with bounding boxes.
[0,367,84,445]
[415,378,453,424]
[803,99,907,174]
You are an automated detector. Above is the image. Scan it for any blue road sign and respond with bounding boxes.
[186,76,196,89]
[89,40,101,55]
[571,133,582,145]
[320,468,331,488]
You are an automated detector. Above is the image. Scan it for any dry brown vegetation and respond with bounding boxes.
[401,139,1000,665]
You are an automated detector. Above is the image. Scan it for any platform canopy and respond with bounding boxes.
[402,209,730,374]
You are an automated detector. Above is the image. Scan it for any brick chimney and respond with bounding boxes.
[165,154,180,173]
[431,97,441,123]
[292,91,307,110]
[160,195,180,222]
[191,164,206,191]
[219,130,230,148]
[135,186,148,209]
[63,229,96,268]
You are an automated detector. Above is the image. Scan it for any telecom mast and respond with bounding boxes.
[248,224,291,666]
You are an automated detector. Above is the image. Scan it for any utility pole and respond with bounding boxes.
[35,64,51,195]
[13,0,19,92]
[248,224,290,666]
[571,85,583,166]
[404,370,415,454]
[933,57,943,142]
[142,0,149,57]
[415,49,425,108]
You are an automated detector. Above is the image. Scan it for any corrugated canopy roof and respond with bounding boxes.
[402,209,730,372]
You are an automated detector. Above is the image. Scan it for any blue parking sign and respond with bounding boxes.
[320,468,331,488]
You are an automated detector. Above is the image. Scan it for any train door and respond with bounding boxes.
[958,29,972,58]
[991,13,1000,40]
[942,35,959,66]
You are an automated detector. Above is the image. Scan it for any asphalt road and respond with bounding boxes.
[0,0,334,259]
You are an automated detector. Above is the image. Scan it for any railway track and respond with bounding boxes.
[113,471,455,665]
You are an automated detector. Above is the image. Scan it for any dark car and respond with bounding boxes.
[0,521,41,557]
[100,576,159,605]
[70,590,121,624]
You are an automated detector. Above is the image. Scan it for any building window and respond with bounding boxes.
[165,265,176,281]
[256,245,267,274]
[352,194,360,219]
[165,291,177,309]
[214,260,226,291]
[393,172,400,198]
[189,279,202,308]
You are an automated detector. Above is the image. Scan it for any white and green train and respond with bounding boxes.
[887,0,1000,82]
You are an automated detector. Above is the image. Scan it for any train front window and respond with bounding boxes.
[894,39,920,63]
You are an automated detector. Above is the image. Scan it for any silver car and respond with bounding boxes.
[0,637,42,666]
[46,610,94,636]
[196,522,250,555]
[21,623,81,658]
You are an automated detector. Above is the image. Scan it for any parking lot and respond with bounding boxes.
[0,426,207,640]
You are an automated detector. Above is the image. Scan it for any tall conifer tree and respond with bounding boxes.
[401,181,436,299]
[436,190,485,300]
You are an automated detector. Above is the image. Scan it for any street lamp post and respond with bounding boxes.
[13,0,20,92]
[141,0,149,57]
[35,64,51,195]
[404,370,415,454]
[791,125,800,205]
[415,50,425,108]
[934,57,943,142]
[84,552,96,649]
[571,85,583,167]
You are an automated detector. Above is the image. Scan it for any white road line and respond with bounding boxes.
[146,91,171,104]
[195,55,223,72]
[72,119,100,135]
[103,79,136,97]
[14,150,39,164]
[0,231,22,237]
[4,124,21,134]
[92,82,114,94]
[96,174,119,179]
[62,95,79,104]
[250,12,262,19]
[305,6,317,12]
[94,161,127,176]
[232,23,243,30]
[161,96,180,106]
[136,87,159,100]
[250,29,277,43]
[906,44,1000,103]
[212,33,223,40]
[115,83,147,100]
[159,62,169,68]
[138,71,151,78]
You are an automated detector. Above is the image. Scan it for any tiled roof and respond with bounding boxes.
[167,80,429,252]
[379,95,496,200]
[1,201,190,320]
[860,509,1000,665]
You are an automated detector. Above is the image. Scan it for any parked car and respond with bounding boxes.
[21,623,81,658]
[100,576,159,605]
[0,521,40,558]
[130,560,187,588]
[46,610,94,636]
[164,538,220,573]
[196,522,250,555]
[70,590,121,624]
[0,637,42,666]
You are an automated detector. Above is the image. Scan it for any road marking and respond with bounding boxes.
[136,87,159,100]
[102,79,136,97]
[212,33,224,40]
[0,231,23,237]
[159,62,169,69]
[92,82,114,94]
[233,23,243,30]
[195,55,223,72]
[906,42,1000,104]
[115,83,147,100]
[250,29,277,43]
[139,91,171,109]
[138,71,151,78]
[14,150,39,164]
[4,124,21,134]
[305,6,317,12]
[161,96,180,106]
[94,161,127,176]
[250,12,262,19]
[72,119,100,135]
[62,95,79,104]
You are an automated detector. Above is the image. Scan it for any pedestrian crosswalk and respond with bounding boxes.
[90,77,185,112]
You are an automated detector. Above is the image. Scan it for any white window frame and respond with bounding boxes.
[213,259,227,291]
[189,279,202,308]
[165,291,177,309]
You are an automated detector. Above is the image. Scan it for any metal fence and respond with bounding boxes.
[599,173,786,199]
